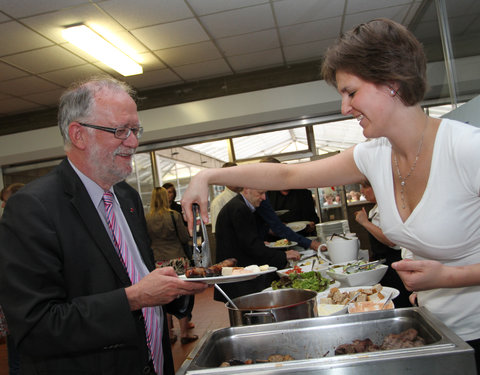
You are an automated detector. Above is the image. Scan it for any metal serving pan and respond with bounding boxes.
[177,307,475,375]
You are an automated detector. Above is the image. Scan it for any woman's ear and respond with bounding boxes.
[68,122,87,150]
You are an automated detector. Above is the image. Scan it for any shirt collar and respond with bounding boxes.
[68,159,114,207]
[240,192,255,212]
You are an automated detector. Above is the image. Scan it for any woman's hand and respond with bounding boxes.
[354,207,369,226]
[181,171,211,234]
[392,259,449,291]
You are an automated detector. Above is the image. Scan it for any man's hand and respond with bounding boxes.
[310,240,322,251]
[285,250,301,261]
[125,267,208,311]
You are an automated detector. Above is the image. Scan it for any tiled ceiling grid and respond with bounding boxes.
[0,0,426,119]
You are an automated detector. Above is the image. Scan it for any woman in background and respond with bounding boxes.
[146,187,197,345]
[354,179,410,307]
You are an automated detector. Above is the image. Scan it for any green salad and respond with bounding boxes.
[271,271,332,292]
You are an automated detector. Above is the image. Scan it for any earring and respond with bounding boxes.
[390,89,396,96]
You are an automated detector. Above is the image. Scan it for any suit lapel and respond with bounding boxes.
[59,160,131,285]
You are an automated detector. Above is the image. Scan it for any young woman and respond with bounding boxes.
[146,187,197,345]
[181,18,480,369]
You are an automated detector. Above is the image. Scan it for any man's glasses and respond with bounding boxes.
[77,122,143,139]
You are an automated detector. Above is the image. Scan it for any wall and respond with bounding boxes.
[0,54,479,168]
[0,80,339,167]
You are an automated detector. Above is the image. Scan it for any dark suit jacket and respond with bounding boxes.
[0,159,176,375]
[214,194,288,301]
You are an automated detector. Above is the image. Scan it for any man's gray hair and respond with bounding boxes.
[57,75,136,148]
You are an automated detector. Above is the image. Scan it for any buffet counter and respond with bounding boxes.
[177,307,475,374]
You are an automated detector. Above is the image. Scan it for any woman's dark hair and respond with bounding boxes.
[162,182,176,200]
[321,18,427,106]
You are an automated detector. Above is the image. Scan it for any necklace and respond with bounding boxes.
[393,116,429,210]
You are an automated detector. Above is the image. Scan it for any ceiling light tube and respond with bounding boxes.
[62,24,142,76]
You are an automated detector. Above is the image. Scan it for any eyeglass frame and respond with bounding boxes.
[77,122,143,139]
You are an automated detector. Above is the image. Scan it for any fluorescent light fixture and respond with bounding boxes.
[62,24,143,76]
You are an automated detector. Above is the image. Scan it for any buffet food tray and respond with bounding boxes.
[177,307,475,375]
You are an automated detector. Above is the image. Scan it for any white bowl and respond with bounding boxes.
[326,262,388,287]
[317,303,348,316]
[277,258,330,277]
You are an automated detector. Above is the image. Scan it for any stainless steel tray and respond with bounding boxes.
[177,307,475,375]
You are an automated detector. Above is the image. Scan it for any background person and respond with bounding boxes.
[0,183,24,375]
[209,162,243,234]
[354,179,410,307]
[214,187,300,301]
[145,187,197,346]
[0,76,207,375]
[182,18,480,372]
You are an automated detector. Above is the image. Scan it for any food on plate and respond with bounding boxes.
[271,271,332,292]
[185,260,270,278]
[219,354,294,367]
[273,239,291,247]
[285,265,303,275]
[319,284,384,305]
[185,258,237,278]
[335,328,425,355]
[244,265,261,273]
[348,300,394,313]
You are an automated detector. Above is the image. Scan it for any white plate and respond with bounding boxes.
[286,221,310,232]
[266,241,298,249]
[277,260,330,277]
[178,266,277,285]
[299,250,316,260]
[317,285,399,302]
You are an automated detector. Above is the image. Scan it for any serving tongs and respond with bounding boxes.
[344,259,385,273]
[192,204,211,268]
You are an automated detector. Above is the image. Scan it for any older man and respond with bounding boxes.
[214,187,300,301]
[0,76,207,375]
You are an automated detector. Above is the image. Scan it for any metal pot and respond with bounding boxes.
[226,289,317,326]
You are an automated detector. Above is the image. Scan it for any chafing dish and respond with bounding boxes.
[177,307,475,375]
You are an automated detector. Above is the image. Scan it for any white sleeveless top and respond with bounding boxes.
[354,118,480,340]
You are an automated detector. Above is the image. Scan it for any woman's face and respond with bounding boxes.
[335,71,394,139]
[166,187,175,203]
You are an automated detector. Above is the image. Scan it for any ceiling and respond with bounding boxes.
[1,0,479,136]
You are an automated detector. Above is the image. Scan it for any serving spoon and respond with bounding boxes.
[214,284,239,310]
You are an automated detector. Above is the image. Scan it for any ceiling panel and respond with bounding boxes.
[273,0,345,26]
[154,41,222,67]
[199,4,274,38]
[0,22,53,56]
[217,29,279,56]
[2,46,87,73]
[131,19,210,50]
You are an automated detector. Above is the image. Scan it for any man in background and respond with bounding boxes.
[214,187,300,301]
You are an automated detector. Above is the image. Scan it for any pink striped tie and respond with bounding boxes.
[103,191,163,374]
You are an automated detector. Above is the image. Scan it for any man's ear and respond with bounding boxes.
[68,122,87,150]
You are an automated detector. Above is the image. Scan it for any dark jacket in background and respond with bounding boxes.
[214,194,288,302]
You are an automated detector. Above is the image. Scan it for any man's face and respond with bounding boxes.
[83,89,140,187]
[243,188,267,208]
